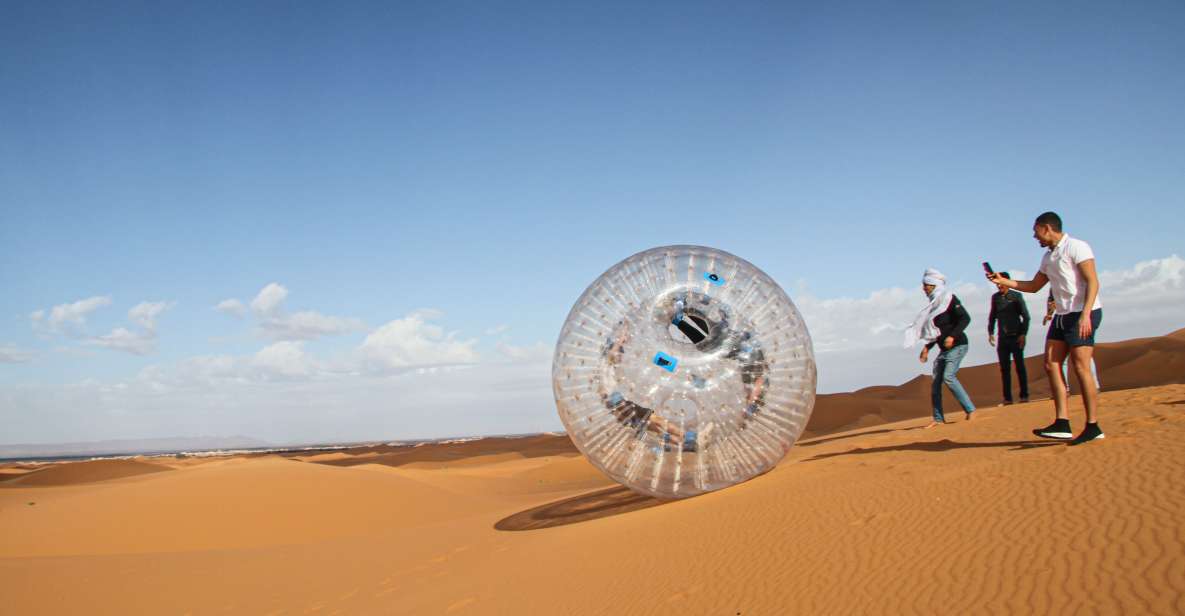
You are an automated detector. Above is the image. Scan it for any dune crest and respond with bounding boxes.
[3,458,171,487]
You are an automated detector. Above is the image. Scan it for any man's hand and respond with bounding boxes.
[987,272,1010,286]
[943,336,955,349]
[919,347,929,363]
[1078,315,1093,339]
[1018,335,1026,348]
[988,334,996,347]
[1043,314,1052,326]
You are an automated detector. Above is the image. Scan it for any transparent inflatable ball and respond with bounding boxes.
[552,245,817,499]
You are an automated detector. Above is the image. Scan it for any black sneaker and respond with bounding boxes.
[1033,418,1073,440]
[1069,423,1105,446]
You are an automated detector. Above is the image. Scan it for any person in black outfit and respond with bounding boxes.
[987,272,1030,405]
[906,269,976,428]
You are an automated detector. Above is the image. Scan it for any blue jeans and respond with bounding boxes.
[932,344,975,422]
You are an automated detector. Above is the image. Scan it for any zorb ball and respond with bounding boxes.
[552,245,817,499]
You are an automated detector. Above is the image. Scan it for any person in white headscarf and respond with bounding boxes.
[905,269,976,428]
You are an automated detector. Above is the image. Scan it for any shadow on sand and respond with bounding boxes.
[495,485,667,531]
[797,427,909,448]
[803,438,1061,462]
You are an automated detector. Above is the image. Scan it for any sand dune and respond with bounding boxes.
[299,434,579,469]
[2,330,1184,614]
[2,458,172,487]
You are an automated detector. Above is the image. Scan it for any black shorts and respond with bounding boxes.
[1047,309,1102,347]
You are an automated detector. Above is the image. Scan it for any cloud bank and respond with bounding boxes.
[218,283,366,340]
[4,256,1181,445]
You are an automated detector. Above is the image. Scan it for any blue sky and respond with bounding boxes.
[2,1,1183,446]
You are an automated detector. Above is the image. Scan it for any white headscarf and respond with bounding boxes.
[903,268,953,348]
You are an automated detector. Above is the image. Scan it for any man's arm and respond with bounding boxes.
[1078,259,1099,314]
[1077,258,1100,338]
[988,271,1049,294]
[987,295,998,335]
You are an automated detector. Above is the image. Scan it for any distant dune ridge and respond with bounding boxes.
[6,458,172,487]
[1,328,1183,614]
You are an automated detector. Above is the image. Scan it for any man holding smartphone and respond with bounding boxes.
[987,212,1105,445]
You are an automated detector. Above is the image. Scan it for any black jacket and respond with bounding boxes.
[988,290,1030,337]
[925,294,971,351]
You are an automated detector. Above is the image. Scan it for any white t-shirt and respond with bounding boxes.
[1039,234,1103,315]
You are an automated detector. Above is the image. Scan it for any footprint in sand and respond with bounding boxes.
[850,513,878,526]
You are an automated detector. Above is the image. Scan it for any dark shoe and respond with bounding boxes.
[1034,418,1073,440]
[1019,396,1030,403]
[999,400,1014,407]
[1069,423,1105,446]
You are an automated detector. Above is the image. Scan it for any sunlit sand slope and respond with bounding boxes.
[3,384,1183,614]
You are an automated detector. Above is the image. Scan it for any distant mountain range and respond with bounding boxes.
[0,435,274,460]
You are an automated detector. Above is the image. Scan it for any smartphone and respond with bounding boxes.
[982,262,994,275]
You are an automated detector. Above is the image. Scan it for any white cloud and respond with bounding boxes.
[495,341,551,363]
[227,283,365,341]
[119,308,483,388]
[358,312,479,373]
[28,296,171,356]
[214,299,246,318]
[250,283,288,316]
[128,344,322,391]
[30,296,112,334]
[0,344,34,364]
[90,327,155,355]
[485,324,510,336]
[250,341,317,380]
[89,301,175,355]
[259,310,366,341]
[1095,255,1185,338]
[128,301,172,331]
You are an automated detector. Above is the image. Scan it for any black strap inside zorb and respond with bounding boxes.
[674,314,709,344]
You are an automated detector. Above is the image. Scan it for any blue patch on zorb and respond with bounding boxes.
[652,352,678,372]
[703,271,725,286]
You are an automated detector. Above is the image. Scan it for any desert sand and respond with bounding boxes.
[2,330,1184,614]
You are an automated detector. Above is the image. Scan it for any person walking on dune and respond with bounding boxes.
[988,272,1031,405]
[1044,291,1101,396]
[905,269,976,429]
[988,211,1105,445]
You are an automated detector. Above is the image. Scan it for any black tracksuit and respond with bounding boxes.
[988,290,1031,401]
[924,295,971,351]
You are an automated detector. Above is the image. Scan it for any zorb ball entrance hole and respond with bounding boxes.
[552,245,817,499]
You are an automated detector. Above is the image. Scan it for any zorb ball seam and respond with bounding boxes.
[552,245,817,499]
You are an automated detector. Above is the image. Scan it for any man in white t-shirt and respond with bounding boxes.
[987,212,1105,445]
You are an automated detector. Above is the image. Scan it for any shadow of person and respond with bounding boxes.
[495,485,667,531]
[803,438,1061,462]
